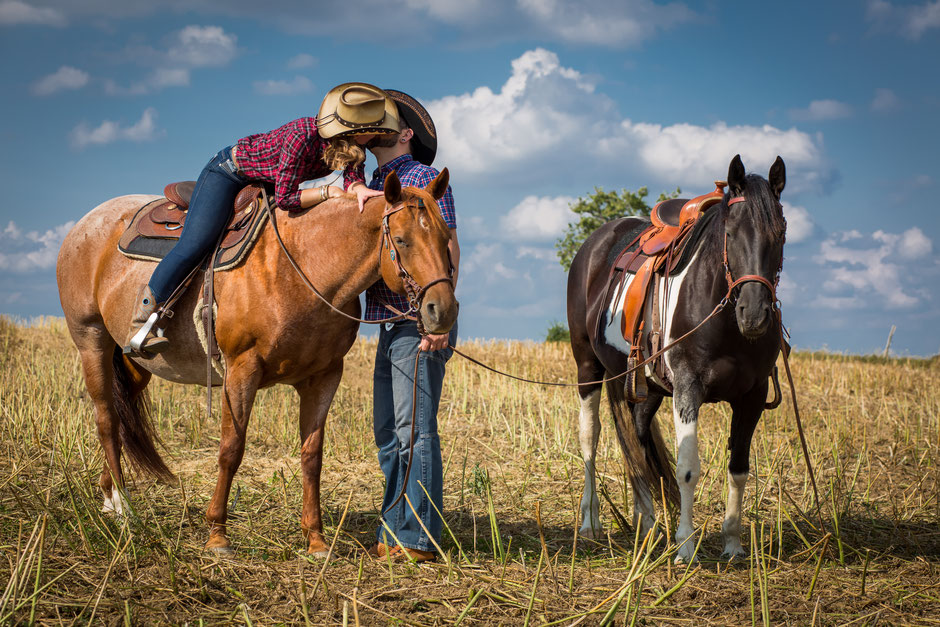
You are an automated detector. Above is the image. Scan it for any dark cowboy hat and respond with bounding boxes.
[384,89,437,166]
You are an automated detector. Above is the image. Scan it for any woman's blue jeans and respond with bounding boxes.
[148,146,244,303]
[374,320,457,551]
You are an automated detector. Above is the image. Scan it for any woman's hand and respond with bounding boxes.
[326,185,344,199]
[352,183,384,212]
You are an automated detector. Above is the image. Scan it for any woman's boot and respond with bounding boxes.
[125,285,170,354]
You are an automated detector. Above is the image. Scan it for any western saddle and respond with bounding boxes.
[118,181,270,270]
[607,181,729,402]
[145,181,265,246]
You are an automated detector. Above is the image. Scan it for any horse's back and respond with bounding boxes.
[567,217,648,321]
[57,195,161,348]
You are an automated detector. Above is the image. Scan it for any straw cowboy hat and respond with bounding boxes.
[316,82,400,139]
[384,89,437,166]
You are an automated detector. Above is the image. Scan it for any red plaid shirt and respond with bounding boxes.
[235,117,364,211]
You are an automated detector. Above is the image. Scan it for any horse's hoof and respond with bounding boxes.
[720,548,747,562]
[306,548,331,559]
[205,536,233,555]
[674,552,699,566]
[578,526,604,540]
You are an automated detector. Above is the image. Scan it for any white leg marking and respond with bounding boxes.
[673,404,701,563]
[102,488,126,517]
[721,471,749,559]
[578,390,603,538]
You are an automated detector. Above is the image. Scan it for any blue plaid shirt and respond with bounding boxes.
[364,154,457,321]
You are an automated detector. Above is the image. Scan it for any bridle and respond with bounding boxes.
[722,195,781,306]
[379,198,454,333]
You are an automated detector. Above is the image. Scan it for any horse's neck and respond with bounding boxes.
[686,211,729,302]
[278,197,384,303]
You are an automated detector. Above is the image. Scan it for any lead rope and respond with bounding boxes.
[776,305,826,534]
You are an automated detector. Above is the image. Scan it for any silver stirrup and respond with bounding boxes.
[128,312,159,352]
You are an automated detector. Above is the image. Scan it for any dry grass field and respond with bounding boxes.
[0,315,938,625]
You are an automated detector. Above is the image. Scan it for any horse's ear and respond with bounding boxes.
[769,156,786,199]
[728,154,746,195]
[425,168,449,201]
[384,172,402,204]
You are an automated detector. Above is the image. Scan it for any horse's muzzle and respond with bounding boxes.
[735,287,773,340]
[421,284,458,335]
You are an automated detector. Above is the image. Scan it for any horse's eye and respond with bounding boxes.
[394,237,407,248]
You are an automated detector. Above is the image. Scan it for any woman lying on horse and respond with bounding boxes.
[127,82,401,354]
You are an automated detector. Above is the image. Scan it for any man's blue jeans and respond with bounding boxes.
[374,320,457,551]
[148,146,245,302]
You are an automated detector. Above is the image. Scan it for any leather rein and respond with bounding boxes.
[262,189,452,329]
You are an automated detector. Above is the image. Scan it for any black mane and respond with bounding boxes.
[736,174,787,241]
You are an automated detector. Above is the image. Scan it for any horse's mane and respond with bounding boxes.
[737,174,786,241]
[697,173,786,261]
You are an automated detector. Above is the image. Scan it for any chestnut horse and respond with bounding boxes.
[567,155,786,562]
[56,170,458,555]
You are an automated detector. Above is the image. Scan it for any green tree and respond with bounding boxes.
[555,186,681,271]
[544,320,570,343]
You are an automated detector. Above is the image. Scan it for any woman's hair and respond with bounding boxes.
[322,136,366,172]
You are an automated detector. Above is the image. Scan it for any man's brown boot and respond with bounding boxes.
[124,285,170,355]
[380,546,436,563]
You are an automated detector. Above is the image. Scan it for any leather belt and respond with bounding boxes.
[230,145,240,171]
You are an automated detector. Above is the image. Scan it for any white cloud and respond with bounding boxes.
[516,0,695,46]
[500,195,576,242]
[815,226,935,309]
[429,48,833,193]
[0,0,65,25]
[868,0,940,39]
[287,53,316,69]
[104,25,236,95]
[104,68,190,96]
[871,87,900,112]
[253,75,313,96]
[0,220,75,272]
[166,25,238,68]
[622,121,825,189]
[70,107,162,149]
[789,99,853,121]
[782,203,814,244]
[31,66,88,96]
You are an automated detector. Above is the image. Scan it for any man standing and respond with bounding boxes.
[365,90,459,562]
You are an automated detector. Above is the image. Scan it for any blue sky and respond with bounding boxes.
[1,0,938,355]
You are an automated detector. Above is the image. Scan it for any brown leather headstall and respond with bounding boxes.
[382,200,453,334]
[721,196,781,305]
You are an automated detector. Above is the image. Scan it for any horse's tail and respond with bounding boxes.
[111,348,174,480]
[605,380,679,509]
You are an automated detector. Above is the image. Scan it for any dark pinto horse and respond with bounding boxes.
[567,155,786,562]
[56,171,457,555]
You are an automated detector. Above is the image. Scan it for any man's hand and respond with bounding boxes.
[353,184,384,212]
[419,333,450,352]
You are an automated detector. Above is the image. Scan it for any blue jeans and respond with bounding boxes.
[374,320,457,551]
[148,146,245,302]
